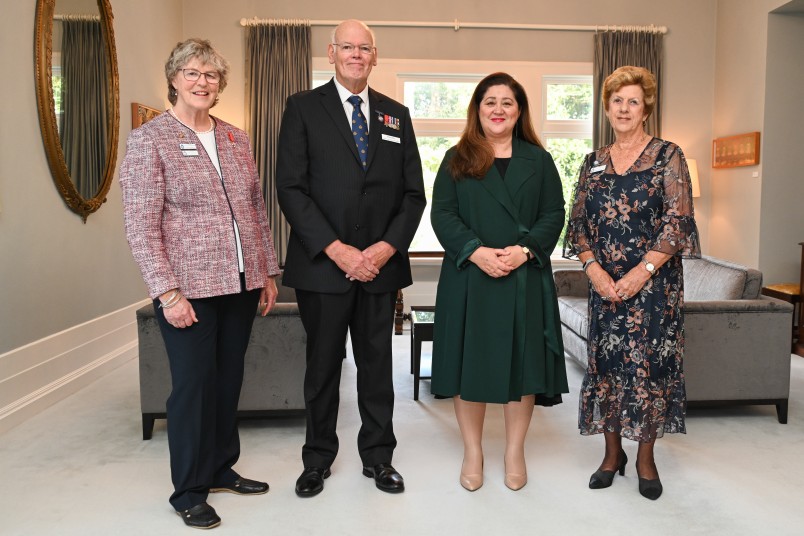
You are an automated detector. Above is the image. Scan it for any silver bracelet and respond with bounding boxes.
[582,258,598,273]
[159,290,181,309]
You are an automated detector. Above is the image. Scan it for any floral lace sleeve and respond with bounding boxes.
[649,145,701,258]
[562,152,595,259]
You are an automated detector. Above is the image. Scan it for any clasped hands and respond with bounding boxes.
[587,262,650,304]
[469,245,529,279]
[325,240,396,282]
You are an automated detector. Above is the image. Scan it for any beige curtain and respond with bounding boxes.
[60,19,109,199]
[245,20,311,266]
[593,29,663,148]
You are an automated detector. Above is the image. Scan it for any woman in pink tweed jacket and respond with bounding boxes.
[120,39,280,530]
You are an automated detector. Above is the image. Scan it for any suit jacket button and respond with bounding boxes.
[354,224,360,230]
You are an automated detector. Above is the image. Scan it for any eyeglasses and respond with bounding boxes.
[332,43,375,55]
[180,69,221,84]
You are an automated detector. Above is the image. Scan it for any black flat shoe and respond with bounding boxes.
[295,467,331,498]
[210,477,269,495]
[362,463,405,493]
[176,502,221,530]
[638,476,663,500]
[589,450,628,489]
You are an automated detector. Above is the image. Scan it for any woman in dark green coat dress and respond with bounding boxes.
[431,73,568,492]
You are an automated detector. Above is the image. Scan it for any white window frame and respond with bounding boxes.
[310,58,592,258]
[541,75,594,139]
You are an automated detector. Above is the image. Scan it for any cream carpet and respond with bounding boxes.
[1,331,802,535]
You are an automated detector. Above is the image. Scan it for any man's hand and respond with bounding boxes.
[324,240,379,282]
[362,241,396,271]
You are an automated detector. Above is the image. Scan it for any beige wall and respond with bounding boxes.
[710,0,791,271]
[0,0,182,354]
[1,0,799,355]
[758,10,804,283]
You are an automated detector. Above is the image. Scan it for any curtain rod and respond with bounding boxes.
[239,18,667,34]
[54,14,100,21]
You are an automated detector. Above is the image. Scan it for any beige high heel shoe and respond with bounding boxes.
[460,457,484,491]
[504,455,527,491]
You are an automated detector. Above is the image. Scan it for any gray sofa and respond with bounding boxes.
[555,255,794,423]
[136,276,305,439]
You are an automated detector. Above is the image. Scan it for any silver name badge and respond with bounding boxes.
[182,150,199,157]
[179,143,197,150]
[590,165,606,174]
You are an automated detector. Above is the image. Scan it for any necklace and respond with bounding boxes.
[169,108,215,134]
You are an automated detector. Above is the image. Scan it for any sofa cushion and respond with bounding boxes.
[557,296,588,338]
[683,256,748,301]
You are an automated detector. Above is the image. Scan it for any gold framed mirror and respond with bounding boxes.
[34,0,119,222]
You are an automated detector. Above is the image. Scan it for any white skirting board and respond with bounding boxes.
[0,299,149,436]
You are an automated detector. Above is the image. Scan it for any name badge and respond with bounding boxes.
[590,165,606,174]
[179,143,197,150]
[182,150,199,157]
[381,133,401,144]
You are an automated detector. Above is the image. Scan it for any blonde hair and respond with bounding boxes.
[602,66,657,118]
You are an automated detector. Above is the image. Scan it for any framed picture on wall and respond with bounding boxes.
[712,131,760,168]
[131,102,162,129]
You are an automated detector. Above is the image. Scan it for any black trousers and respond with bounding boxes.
[295,286,397,469]
[155,275,260,511]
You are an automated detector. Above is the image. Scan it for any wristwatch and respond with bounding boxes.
[642,259,656,275]
[521,246,533,260]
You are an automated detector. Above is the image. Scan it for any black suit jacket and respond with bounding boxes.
[276,79,426,294]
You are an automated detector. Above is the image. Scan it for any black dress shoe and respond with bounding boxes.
[295,467,331,497]
[210,477,269,495]
[589,450,628,489]
[176,502,221,530]
[638,476,663,500]
[362,463,405,493]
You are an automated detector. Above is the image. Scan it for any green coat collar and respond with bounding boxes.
[479,138,543,227]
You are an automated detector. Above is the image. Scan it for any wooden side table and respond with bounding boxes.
[761,242,804,356]
[410,306,435,400]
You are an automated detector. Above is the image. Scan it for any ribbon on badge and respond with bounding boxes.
[376,110,401,131]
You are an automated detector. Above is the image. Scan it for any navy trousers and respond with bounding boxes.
[155,275,260,511]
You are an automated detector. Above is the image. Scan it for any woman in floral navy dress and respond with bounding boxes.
[564,66,700,500]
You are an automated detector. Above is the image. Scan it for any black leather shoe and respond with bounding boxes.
[638,476,663,500]
[176,502,221,530]
[210,477,269,495]
[295,467,331,497]
[362,463,405,493]
[589,450,628,489]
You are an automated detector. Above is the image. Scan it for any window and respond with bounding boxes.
[541,76,594,249]
[309,59,593,256]
[53,54,63,133]
[402,76,480,253]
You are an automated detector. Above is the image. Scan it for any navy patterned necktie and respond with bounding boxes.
[347,95,368,168]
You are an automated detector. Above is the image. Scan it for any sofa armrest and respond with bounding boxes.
[684,296,794,314]
[683,295,793,402]
[257,302,300,316]
[554,269,590,298]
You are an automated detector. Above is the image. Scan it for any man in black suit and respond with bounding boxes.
[276,19,425,497]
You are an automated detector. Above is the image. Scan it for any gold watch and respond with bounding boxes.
[521,246,533,260]
[642,259,656,275]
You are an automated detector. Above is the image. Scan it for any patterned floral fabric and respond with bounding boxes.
[564,137,701,442]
